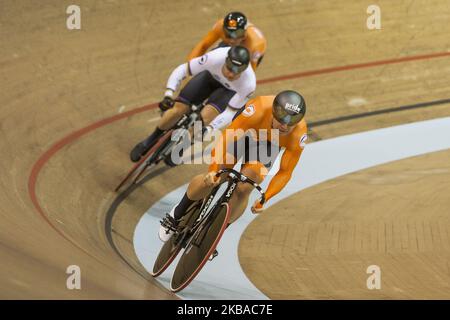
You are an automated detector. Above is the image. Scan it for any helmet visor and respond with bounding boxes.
[273,107,304,126]
[225,57,247,74]
[224,27,246,39]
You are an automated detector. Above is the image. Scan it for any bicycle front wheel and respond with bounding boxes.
[151,201,202,277]
[170,202,230,292]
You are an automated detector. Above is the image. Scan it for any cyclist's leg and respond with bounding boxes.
[199,104,220,125]
[169,115,239,221]
[188,102,219,140]
[188,88,234,141]
[131,71,215,161]
[227,137,275,224]
[227,161,266,224]
[171,162,235,220]
[151,70,215,134]
[130,100,190,162]
[140,101,189,148]
[158,101,190,130]
[159,160,233,241]
[201,87,236,125]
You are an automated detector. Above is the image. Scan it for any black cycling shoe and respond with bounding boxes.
[130,142,150,162]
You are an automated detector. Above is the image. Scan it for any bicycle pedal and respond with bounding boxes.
[208,249,219,261]
[159,214,179,233]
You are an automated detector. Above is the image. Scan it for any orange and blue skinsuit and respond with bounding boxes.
[209,96,308,209]
[188,19,267,70]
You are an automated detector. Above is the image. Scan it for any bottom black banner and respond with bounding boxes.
[1,300,449,318]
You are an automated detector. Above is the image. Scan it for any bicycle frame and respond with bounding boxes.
[186,168,266,249]
[154,169,265,290]
[115,103,206,192]
[157,103,205,162]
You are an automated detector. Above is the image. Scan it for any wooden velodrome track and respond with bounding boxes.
[1,0,449,299]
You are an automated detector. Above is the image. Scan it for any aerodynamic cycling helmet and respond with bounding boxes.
[223,12,247,39]
[225,46,250,74]
[272,90,306,126]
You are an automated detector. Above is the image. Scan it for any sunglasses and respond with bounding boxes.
[273,112,304,127]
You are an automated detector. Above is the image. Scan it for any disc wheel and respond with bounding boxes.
[151,201,202,277]
[170,203,230,292]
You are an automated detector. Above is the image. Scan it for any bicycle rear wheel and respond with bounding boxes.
[151,201,202,277]
[170,202,230,292]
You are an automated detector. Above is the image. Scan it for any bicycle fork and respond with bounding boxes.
[185,180,237,252]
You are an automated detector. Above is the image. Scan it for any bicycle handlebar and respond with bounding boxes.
[215,168,266,205]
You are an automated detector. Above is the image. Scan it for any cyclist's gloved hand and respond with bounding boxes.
[159,95,175,112]
[203,171,220,187]
[251,200,264,214]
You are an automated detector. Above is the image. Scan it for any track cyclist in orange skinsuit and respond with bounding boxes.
[159,90,308,242]
[189,12,267,70]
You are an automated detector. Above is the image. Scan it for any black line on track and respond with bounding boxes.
[309,98,450,128]
[104,165,171,282]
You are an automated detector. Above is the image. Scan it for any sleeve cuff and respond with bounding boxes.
[164,89,174,97]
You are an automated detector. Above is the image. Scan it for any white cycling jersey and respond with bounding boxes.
[166,47,256,110]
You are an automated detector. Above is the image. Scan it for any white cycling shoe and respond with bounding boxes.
[158,207,178,242]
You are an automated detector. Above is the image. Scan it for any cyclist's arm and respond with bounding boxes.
[251,50,265,70]
[208,106,239,130]
[208,78,255,130]
[165,51,214,96]
[249,28,267,70]
[188,22,222,60]
[263,148,302,202]
[165,63,190,97]
[250,46,266,70]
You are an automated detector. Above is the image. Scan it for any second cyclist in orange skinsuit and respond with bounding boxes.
[188,12,267,70]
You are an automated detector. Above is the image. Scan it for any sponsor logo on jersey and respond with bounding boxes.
[243,104,255,116]
[285,102,301,113]
[300,133,308,149]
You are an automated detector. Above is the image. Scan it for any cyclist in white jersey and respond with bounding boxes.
[130,46,256,162]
